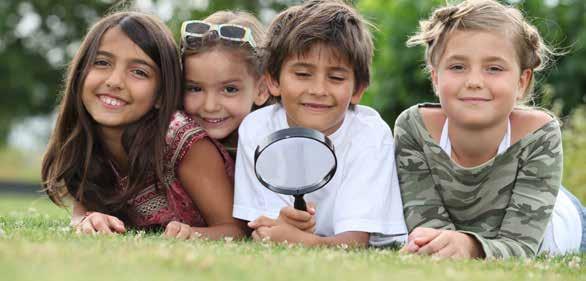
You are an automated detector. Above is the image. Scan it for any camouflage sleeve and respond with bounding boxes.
[394,111,455,232]
[462,123,562,259]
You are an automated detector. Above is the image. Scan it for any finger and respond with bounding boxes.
[107,216,126,233]
[81,221,96,235]
[248,216,276,229]
[163,222,181,238]
[251,230,261,241]
[175,225,192,240]
[280,207,312,223]
[91,217,113,234]
[409,227,441,246]
[418,232,450,255]
[433,245,457,259]
[256,226,271,240]
[306,202,316,215]
[400,240,420,253]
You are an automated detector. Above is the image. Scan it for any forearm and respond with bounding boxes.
[191,221,248,240]
[307,231,369,248]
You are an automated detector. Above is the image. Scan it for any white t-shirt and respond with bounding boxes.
[233,104,407,240]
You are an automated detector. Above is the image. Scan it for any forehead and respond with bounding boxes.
[440,30,518,62]
[285,42,351,69]
[98,26,157,66]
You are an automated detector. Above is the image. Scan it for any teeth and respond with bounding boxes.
[203,117,227,124]
[100,95,125,107]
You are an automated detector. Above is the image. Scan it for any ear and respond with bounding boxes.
[430,68,439,96]
[264,74,281,97]
[517,69,532,100]
[350,85,367,105]
[254,76,270,106]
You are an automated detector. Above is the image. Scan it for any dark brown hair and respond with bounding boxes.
[263,0,374,94]
[41,11,182,216]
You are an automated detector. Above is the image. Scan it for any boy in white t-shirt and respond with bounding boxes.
[233,0,407,247]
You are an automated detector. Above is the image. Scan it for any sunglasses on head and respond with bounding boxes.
[181,20,257,49]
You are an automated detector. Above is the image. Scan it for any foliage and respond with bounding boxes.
[0,195,584,281]
[562,105,586,202]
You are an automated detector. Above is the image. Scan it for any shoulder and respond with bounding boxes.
[510,108,559,144]
[417,104,444,143]
[349,105,393,146]
[166,111,206,146]
[238,104,281,145]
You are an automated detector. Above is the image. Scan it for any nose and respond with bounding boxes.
[308,76,327,97]
[465,68,484,90]
[203,92,221,112]
[105,66,124,90]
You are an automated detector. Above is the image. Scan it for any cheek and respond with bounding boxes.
[183,94,204,114]
[223,98,253,119]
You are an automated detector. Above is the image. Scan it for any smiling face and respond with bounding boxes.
[81,26,160,135]
[432,30,531,129]
[267,43,365,136]
[183,48,267,140]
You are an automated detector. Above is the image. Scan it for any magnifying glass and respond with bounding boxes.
[254,127,337,211]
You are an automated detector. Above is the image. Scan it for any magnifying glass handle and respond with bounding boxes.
[293,195,307,211]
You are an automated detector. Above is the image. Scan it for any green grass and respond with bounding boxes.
[0,195,584,281]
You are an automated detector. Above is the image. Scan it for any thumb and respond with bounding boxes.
[248,216,276,229]
[306,202,316,215]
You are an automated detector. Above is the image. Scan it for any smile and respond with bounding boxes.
[98,95,127,108]
[200,116,230,126]
[459,97,491,102]
[301,103,333,111]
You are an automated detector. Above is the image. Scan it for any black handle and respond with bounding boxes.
[293,195,307,211]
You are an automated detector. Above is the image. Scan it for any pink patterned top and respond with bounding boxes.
[113,111,235,229]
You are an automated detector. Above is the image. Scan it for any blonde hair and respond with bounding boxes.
[181,10,266,78]
[407,0,555,99]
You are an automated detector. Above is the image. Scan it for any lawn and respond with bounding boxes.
[0,194,583,281]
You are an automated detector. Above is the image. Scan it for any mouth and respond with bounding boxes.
[198,116,230,127]
[301,102,333,112]
[459,97,491,103]
[98,94,127,109]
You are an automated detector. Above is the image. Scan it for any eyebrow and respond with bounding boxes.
[96,50,157,70]
[444,54,508,64]
[290,62,351,73]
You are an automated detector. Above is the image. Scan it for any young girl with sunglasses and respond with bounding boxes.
[180,11,270,159]
[397,0,584,258]
[159,11,273,236]
[42,11,246,240]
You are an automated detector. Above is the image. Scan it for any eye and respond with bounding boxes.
[186,85,202,93]
[224,86,239,95]
[448,64,465,71]
[487,65,504,73]
[131,69,149,78]
[295,72,311,78]
[329,75,345,82]
[93,59,110,67]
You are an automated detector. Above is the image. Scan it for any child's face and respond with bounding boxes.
[183,49,267,140]
[267,43,365,136]
[432,30,531,128]
[82,26,160,134]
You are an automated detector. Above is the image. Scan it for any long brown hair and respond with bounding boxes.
[42,11,182,216]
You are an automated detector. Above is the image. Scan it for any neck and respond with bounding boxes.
[448,119,508,168]
[99,127,129,175]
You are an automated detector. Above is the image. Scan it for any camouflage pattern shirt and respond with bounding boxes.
[395,104,562,258]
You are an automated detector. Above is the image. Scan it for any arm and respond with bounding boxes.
[461,125,562,258]
[394,113,455,231]
[251,223,369,247]
[171,138,247,240]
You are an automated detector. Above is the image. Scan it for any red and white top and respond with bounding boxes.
[113,111,235,229]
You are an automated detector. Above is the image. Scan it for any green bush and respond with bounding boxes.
[562,106,586,202]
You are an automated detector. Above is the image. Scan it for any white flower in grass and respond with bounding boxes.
[224,236,233,243]
[337,243,349,250]
[568,256,581,269]
[0,227,5,237]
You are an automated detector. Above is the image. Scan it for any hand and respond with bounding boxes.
[408,229,484,259]
[163,221,197,240]
[248,204,316,233]
[401,227,442,253]
[251,223,317,246]
[74,212,126,235]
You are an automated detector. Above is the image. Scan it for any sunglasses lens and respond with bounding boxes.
[186,22,210,34]
[219,26,245,39]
